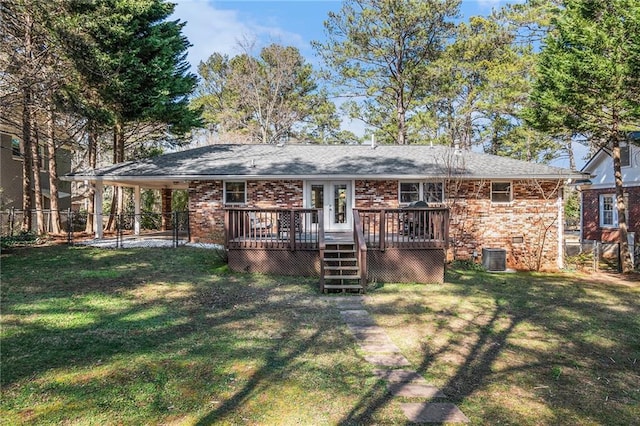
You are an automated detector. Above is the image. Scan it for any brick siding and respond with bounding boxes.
[189,178,564,271]
[188,180,303,242]
[582,186,640,242]
[354,179,563,270]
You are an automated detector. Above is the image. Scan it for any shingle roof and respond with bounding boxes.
[67,144,587,182]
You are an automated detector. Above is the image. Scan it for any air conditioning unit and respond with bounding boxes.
[482,248,506,272]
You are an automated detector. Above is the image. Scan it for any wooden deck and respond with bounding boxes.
[225,207,449,287]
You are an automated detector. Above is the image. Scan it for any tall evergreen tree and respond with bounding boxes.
[56,0,201,228]
[313,0,459,145]
[527,0,640,272]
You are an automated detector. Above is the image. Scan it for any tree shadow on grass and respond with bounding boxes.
[194,327,323,425]
[440,271,639,425]
[1,245,320,387]
[337,269,639,425]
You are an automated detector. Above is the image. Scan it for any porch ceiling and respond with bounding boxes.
[94,177,189,190]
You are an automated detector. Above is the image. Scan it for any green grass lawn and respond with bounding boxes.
[1,245,638,425]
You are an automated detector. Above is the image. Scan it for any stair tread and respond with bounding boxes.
[325,266,359,270]
[323,284,363,289]
[324,275,361,280]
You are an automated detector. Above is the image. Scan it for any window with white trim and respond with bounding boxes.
[224,181,246,204]
[599,193,628,228]
[399,181,445,204]
[423,182,444,203]
[399,182,420,203]
[491,181,512,203]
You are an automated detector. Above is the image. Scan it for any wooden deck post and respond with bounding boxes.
[289,209,296,251]
[379,209,386,252]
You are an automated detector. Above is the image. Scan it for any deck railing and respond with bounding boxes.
[356,207,449,250]
[225,208,320,250]
[352,209,368,288]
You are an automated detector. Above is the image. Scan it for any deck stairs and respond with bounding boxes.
[322,241,364,293]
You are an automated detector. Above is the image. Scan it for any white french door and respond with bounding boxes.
[307,181,352,232]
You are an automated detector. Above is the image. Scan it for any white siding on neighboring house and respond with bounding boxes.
[582,143,640,190]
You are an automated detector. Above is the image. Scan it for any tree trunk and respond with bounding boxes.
[611,135,632,273]
[20,12,34,232]
[46,101,61,234]
[31,122,45,235]
[564,136,576,171]
[21,88,33,232]
[396,95,407,145]
[105,119,125,231]
[84,120,97,234]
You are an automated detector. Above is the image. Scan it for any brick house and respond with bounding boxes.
[66,144,586,288]
[579,137,640,247]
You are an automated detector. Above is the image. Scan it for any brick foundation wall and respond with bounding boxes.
[582,186,640,242]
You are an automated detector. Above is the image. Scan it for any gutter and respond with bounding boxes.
[62,173,590,183]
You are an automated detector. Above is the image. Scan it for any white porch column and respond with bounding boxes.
[134,185,141,235]
[94,181,103,239]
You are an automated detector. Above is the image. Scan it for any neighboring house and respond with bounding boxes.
[65,144,586,287]
[0,128,72,211]
[579,136,640,246]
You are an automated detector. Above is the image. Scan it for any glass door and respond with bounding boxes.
[307,181,351,232]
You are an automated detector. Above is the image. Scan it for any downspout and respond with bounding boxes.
[557,191,564,270]
[579,189,584,242]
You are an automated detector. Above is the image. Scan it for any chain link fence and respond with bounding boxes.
[564,238,639,272]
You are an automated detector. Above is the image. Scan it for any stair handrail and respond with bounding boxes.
[318,209,325,292]
[352,209,368,289]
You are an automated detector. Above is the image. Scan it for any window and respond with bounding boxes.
[423,182,444,203]
[224,181,246,204]
[399,181,445,204]
[599,193,629,228]
[491,182,512,203]
[11,138,21,158]
[399,182,420,203]
[620,144,630,167]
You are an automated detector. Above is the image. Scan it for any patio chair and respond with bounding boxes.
[248,212,272,237]
[277,211,302,238]
[401,200,428,237]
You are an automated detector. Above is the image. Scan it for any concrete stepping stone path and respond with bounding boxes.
[329,296,469,423]
[401,402,470,423]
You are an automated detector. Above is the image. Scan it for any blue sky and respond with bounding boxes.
[171,0,588,168]
[172,0,513,71]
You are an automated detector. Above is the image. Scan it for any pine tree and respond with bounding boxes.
[527,0,640,272]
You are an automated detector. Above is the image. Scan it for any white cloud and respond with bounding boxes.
[172,0,304,70]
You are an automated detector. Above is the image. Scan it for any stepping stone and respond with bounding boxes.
[388,383,446,398]
[346,324,385,334]
[339,309,370,315]
[353,334,395,345]
[401,403,469,423]
[364,354,411,367]
[373,369,428,384]
[333,299,365,309]
[358,342,402,353]
[340,310,376,326]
